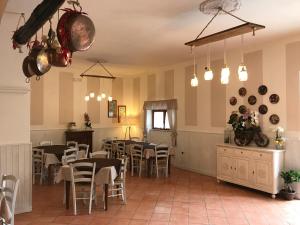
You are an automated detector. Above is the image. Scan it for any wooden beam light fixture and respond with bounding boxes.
[80,61,116,80]
[185,5,265,47]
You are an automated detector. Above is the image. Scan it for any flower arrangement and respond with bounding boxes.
[273,126,285,149]
[84,113,92,129]
[228,109,259,133]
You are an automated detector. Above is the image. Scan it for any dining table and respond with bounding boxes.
[55,158,121,211]
[34,145,69,184]
[0,187,12,225]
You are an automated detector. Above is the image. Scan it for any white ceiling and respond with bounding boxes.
[4,0,300,67]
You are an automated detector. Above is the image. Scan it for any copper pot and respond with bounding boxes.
[57,9,95,52]
[48,47,71,67]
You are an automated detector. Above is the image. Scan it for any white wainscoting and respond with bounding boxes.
[0,143,32,213]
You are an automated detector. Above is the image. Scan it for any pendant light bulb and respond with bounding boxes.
[97,95,102,102]
[221,66,230,85]
[108,96,113,102]
[101,93,106,99]
[204,67,213,81]
[84,95,90,102]
[238,64,248,81]
[89,92,95,98]
[190,49,198,87]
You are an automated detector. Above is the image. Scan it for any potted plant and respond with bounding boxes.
[291,170,300,200]
[280,170,297,200]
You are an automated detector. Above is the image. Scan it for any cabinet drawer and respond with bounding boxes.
[233,149,252,158]
[217,147,233,155]
[252,152,272,161]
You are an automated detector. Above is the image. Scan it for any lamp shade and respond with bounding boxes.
[89,92,95,98]
[101,93,106,99]
[204,67,213,81]
[221,67,230,84]
[191,74,199,87]
[238,65,248,81]
[108,96,113,101]
[97,95,102,101]
[84,95,90,101]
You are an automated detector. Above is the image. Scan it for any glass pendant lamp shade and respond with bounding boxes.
[191,74,199,87]
[101,93,106,99]
[89,92,95,98]
[238,64,248,81]
[84,95,90,101]
[97,95,102,101]
[190,51,199,87]
[221,67,230,84]
[108,96,113,101]
[204,67,213,81]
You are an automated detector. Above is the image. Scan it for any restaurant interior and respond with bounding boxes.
[1,0,300,225]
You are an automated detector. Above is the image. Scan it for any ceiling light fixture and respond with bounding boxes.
[204,44,214,81]
[190,50,199,87]
[238,34,248,81]
[185,0,265,84]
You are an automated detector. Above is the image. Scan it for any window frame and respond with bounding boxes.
[152,110,170,130]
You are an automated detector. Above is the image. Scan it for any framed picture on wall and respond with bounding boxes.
[118,105,126,123]
[108,100,118,118]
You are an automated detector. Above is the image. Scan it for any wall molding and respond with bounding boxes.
[0,86,30,94]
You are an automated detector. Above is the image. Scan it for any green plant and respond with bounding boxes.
[280,170,297,192]
[291,170,300,182]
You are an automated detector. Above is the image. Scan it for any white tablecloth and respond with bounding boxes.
[44,151,86,168]
[55,165,118,185]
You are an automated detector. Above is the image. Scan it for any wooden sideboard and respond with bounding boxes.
[217,144,285,198]
[65,130,94,153]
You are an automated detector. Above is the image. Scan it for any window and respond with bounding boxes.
[152,110,170,130]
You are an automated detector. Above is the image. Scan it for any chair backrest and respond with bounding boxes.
[39,140,52,146]
[104,143,113,157]
[155,145,169,159]
[116,142,125,155]
[32,148,44,164]
[1,174,19,225]
[130,144,143,159]
[64,148,78,164]
[67,141,78,148]
[117,156,128,180]
[78,144,89,158]
[89,151,109,159]
[130,137,140,142]
[70,162,96,185]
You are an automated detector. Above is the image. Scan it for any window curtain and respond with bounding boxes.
[143,99,177,146]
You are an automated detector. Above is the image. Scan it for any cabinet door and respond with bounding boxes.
[236,159,249,182]
[255,161,271,187]
[219,156,234,178]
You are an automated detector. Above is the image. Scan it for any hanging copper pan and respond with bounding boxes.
[57,9,95,52]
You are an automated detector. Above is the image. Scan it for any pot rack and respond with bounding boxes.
[185,6,265,47]
[79,61,116,80]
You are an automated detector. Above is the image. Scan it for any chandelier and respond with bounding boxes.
[80,61,115,102]
[185,0,265,86]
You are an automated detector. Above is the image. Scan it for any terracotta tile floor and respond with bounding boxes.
[15,167,300,225]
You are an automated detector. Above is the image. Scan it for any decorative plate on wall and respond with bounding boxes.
[248,95,257,105]
[239,87,247,97]
[269,94,280,104]
[269,114,280,124]
[258,104,268,115]
[239,105,247,114]
[229,97,237,106]
[258,85,268,95]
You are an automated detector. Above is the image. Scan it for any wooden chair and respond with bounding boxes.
[104,143,113,159]
[32,148,44,184]
[130,144,144,177]
[70,162,96,215]
[63,148,78,164]
[154,145,169,177]
[107,156,128,204]
[78,144,89,159]
[89,151,109,159]
[116,142,125,158]
[66,141,78,149]
[1,174,20,225]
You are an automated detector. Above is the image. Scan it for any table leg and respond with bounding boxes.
[104,184,108,211]
[65,181,70,209]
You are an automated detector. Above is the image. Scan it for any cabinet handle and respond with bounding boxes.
[252,171,255,174]
[260,154,262,157]
[241,151,243,154]
[234,168,236,170]
[230,166,232,170]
